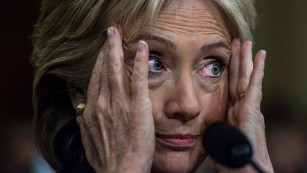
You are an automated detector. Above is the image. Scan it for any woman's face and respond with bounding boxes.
[124,0,231,172]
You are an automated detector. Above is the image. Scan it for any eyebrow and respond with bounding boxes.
[129,34,177,50]
[201,41,231,53]
[128,33,230,52]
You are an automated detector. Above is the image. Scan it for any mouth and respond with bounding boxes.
[155,134,199,150]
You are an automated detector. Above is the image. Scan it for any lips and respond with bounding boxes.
[156,134,199,149]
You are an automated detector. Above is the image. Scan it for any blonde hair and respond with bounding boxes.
[31,0,256,170]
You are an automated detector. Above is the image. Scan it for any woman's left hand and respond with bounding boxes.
[214,39,274,173]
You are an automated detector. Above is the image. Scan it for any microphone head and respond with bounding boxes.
[202,122,252,168]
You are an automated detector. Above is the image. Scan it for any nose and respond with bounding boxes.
[165,73,200,122]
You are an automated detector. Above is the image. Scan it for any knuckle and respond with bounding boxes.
[107,40,117,50]
[230,71,238,76]
[95,98,108,113]
[257,70,264,79]
[131,78,147,92]
[109,63,121,76]
[240,73,248,79]
[89,72,100,85]
[87,81,99,94]
[132,70,147,82]
[94,105,104,116]
[110,90,126,101]
[134,55,146,63]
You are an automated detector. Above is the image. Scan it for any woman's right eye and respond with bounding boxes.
[148,53,166,74]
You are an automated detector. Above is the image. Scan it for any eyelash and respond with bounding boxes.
[148,51,166,77]
[201,57,226,77]
[125,49,227,79]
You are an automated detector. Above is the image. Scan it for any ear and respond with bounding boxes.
[67,85,85,109]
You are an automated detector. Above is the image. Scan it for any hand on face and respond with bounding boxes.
[76,27,155,173]
[214,39,274,173]
[75,27,273,173]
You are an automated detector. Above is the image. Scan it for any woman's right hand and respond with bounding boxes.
[76,27,155,173]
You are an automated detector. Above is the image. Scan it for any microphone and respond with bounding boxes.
[202,122,265,173]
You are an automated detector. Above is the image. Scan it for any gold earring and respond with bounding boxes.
[76,103,86,116]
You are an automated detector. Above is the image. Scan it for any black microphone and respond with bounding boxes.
[202,122,265,173]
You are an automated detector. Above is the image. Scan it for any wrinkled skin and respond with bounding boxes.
[71,0,274,172]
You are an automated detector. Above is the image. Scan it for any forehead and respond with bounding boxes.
[124,0,231,43]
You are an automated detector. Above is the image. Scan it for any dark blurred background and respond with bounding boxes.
[0,0,306,173]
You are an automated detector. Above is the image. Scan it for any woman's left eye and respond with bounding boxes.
[199,61,224,77]
[148,53,165,73]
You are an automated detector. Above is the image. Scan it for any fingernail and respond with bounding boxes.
[262,50,267,54]
[107,27,114,37]
[261,50,267,57]
[242,40,252,53]
[249,41,253,47]
[244,40,252,47]
[137,40,146,52]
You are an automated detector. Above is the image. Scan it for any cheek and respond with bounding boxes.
[148,88,165,120]
[200,76,229,123]
[196,70,229,93]
[148,72,229,122]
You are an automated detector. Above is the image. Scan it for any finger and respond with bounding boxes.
[247,50,266,105]
[226,100,237,125]
[104,27,126,97]
[238,41,253,96]
[86,46,106,108]
[229,38,241,101]
[131,40,149,102]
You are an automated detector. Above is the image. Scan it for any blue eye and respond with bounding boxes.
[198,60,224,77]
[148,54,165,73]
[207,63,221,76]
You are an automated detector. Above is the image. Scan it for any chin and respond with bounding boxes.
[151,148,204,173]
